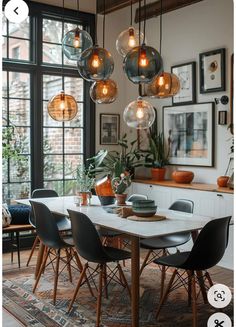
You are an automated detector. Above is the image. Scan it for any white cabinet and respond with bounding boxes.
[132,182,234,270]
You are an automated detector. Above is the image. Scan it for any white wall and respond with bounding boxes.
[96,0,233,184]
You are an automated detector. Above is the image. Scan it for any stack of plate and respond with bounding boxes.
[132,200,157,217]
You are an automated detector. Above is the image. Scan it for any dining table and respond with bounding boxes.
[17,195,212,327]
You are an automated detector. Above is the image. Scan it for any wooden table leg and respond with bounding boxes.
[130,235,140,327]
[35,240,45,279]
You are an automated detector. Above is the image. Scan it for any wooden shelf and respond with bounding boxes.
[133,179,234,194]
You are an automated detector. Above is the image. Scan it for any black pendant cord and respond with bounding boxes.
[159,0,162,56]
[138,0,141,46]
[130,0,133,26]
[143,0,146,45]
[95,2,98,45]
[77,0,79,23]
[102,0,105,49]
[61,0,65,90]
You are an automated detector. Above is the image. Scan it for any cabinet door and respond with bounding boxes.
[148,185,172,209]
[219,225,234,270]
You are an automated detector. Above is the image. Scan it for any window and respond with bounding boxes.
[2,2,95,202]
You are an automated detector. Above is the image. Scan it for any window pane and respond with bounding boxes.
[9,99,30,125]
[44,180,64,196]
[2,71,7,95]
[43,101,62,127]
[9,72,30,98]
[64,22,79,34]
[9,17,30,38]
[64,128,83,154]
[64,103,83,128]
[65,154,83,178]
[10,156,30,182]
[2,161,8,183]
[43,19,62,44]
[2,14,7,35]
[64,180,77,195]
[15,127,30,153]
[44,155,63,179]
[43,43,62,64]
[64,76,83,101]
[64,55,77,67]
[8,38,30,60]
[43,128,63,153]
[43,75,62,101]
[2,36,7,58]
[3,182,30,202]
[2,98,7,123]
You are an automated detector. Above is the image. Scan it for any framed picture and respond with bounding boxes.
[163,103,214,167]
[171,61,196,105]
[137,108,157,150]
[199,48,226,93]
[100,114,120,145]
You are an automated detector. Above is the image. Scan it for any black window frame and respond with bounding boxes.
[2,0,96,196]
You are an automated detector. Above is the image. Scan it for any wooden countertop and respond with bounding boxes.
[133,179,234,194]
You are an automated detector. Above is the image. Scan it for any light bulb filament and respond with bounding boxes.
[136,107,144,119]
[128,28,136,47]
[102,85,108,95]
[91,54,100,68]
[139,48,148,67]
[74,29,81,48]
[158,75,165,86]
[60,92,65,110]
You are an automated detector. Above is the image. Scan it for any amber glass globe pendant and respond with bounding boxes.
[47,91,78,122]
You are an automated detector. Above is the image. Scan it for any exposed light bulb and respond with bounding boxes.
[139,48,148,67]
[60,92,65,110]
[73,36,80,48]
[158,74,165,86]
[128,27,136,47]
[91,54,100,68]
[102,84,108,95]
[136,107,144,119]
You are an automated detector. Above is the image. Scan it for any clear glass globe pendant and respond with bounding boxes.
[90,79,118,104]
[62,27,93,61]
[47,91,78,122]
[123,43,163,84]
[78,45,114,81]
[146,72,180,98]
[116,27,144,57]
[123,96,155,129]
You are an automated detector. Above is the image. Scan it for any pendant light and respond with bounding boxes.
[62,0,93,61]
[47,0,78,121]
[116,0,144,57]
[123,85,155,129]
[146,0,180,98]
[78,0,114,81]
[89,0,118,104]
[123,0,162,84]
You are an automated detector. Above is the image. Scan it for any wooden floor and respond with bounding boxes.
[2,248,234,326]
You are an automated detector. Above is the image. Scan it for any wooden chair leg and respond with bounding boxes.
[205,271,214,287]
[67,263,88,313]
[187,270,192,306]
[117,263,131,298]
[140,249,152,275]
[160,264,166,299]
[65,248,72,283]
[11,232,14,263]
[33,247,50,293]
[196,270,208,304]
[53,249,61,305]
[191,273,197,327]
[96,264,103,327]
[156,268,177,319]
[16,232,21,268]
[26,235,39,267]
[103,264,108,299]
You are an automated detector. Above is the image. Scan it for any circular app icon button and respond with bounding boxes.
[207,284,232,309]
[207,312,232,327]
[4,0,29,24]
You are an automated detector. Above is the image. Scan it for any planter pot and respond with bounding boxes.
[115,193,127,206]
[151,168,166,181]
[95,175,115,206]
[172,170,194,184]
[76,192,91,206]
[217,176,229,187]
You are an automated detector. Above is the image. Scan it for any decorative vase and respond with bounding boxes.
[172,170,194,184]
[217,176,230,187]
[76,191,91,206]
[115,193,127,206]
[151,168,166,181]
[95,175,115,206]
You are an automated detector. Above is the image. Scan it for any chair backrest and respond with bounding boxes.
[169,199,194,214]
[30,200,64,249]
[68,210,109,263]
[127,194,148,202]
[182,216,231,271]
[29,189,59,227]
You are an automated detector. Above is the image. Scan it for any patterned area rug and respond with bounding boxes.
[3,261,234,327]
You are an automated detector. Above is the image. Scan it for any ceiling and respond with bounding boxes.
[30,0,96,13]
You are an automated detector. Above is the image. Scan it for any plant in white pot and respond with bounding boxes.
[111,173,131,205]
[76,164,95,205]
[145,131,170,181]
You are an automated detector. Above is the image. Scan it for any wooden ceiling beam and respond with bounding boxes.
[134,0,204,23]
[97,0,139,15]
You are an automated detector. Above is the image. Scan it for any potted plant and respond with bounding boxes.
[145,131,170,181]
[112,173,131,205]
[76,164,95,205]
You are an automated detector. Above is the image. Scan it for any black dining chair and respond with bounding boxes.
[27,188,71,266]
[67,210,131,327]
[30,201,87,305]
[127,193,148,202]
[140,199,194,296]
[155,216,231,327]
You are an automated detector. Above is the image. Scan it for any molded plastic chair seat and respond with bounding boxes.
[103,246,131,262]
[140,232,191,249]
[154,251,190,268]
[127,194,148,202]
[99,229,122,238]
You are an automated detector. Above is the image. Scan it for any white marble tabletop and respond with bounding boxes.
[17,196,212,239]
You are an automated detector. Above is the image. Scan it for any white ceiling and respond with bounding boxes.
[30,0,96,13]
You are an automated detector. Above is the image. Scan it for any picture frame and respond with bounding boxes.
[100,114,120,145]
[199,48,226,93]
[163,103,214,167]
[137,108,157,150]
[171,61,196,105]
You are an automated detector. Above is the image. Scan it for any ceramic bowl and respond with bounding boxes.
[132,205,157,217]
[132,200,155,208]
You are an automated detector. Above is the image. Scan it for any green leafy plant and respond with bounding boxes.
[145,131,170,168]
[87,134,144,178]
[112,173,131,194]
[76,164,95,192]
